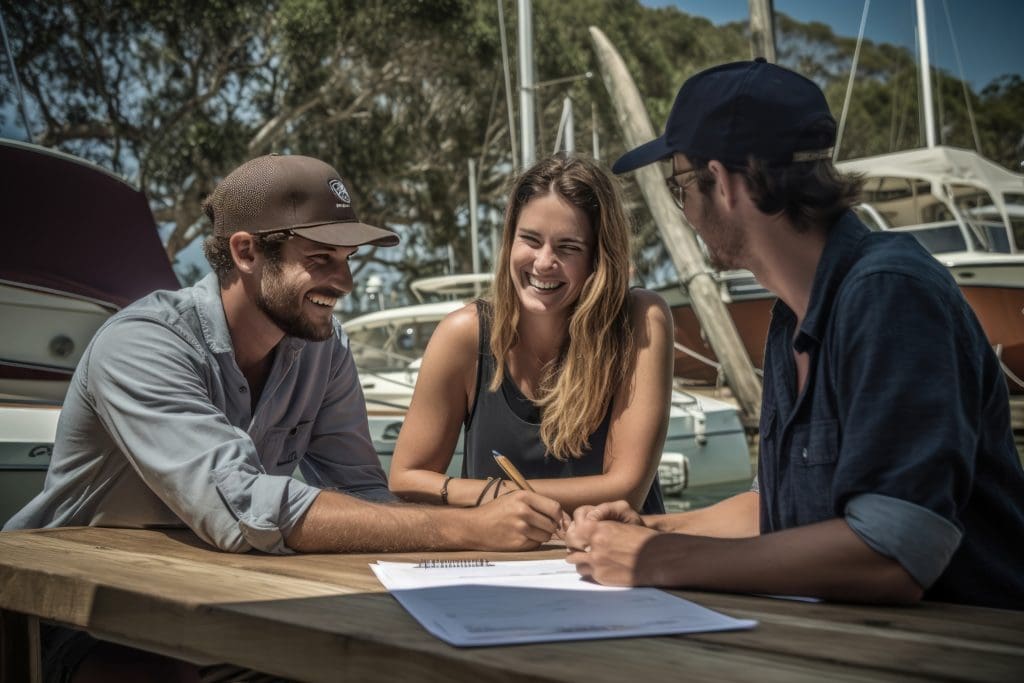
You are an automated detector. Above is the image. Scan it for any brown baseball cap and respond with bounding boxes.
[206,154,399,247]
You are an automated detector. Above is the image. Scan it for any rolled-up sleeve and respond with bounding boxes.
[298,332,395,503]
[86,319,323,553]
[845,493,962,588]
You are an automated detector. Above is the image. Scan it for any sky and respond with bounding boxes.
[645,0,1023,90]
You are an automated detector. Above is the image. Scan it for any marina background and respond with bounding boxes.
[1,1,1022,515]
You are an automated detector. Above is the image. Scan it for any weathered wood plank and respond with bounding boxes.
[2,528,1021,683]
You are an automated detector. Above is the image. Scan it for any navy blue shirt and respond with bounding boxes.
[757,211,1024,609]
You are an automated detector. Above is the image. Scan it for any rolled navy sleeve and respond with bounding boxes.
[86,318,323,553]
[845,493,962,588]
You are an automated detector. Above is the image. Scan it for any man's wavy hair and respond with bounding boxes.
[488,154,636,461]
[201,196,288,284]
[691,131,863,232]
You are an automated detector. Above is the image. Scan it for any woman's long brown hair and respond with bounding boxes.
[489,154,635,461]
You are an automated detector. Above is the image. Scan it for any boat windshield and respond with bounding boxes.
[347,319,441,371]
[951,185,1009,253]
[902,222,973,254]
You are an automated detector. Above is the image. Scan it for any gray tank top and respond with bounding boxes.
[462,302,664,514]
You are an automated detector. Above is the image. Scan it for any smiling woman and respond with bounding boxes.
[389,154,674,515]
[509,194,594,319]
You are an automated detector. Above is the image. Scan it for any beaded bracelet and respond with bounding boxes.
[440,475,453,505]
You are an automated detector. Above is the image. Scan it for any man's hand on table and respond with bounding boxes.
[564,502,660,586]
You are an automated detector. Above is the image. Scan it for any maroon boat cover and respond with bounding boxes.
[1,140,180,309]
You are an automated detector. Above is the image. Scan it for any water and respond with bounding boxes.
[663,479,752,513]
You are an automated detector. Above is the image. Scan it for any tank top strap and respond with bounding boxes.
[466,299,494,431]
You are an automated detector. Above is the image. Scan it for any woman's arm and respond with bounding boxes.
[520,289,674,511]
[644,491,760,537]
[576,491,760,539]
[388,305,479,503]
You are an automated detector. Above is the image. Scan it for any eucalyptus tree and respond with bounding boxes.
[2,0,1019,292]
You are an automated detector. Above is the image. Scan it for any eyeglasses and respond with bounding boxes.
[665,166,697,211]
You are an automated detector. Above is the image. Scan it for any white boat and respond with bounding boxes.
[0,138,180,524]
[340,275,753,494]
[0,139,180,402]
[0,402,60,526]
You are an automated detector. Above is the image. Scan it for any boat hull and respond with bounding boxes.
[0,283,114,401]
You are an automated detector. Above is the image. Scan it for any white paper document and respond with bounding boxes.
[371,559,757,647]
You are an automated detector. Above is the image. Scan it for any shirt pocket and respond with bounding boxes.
[262,420,315,473]
[784,419,839,525]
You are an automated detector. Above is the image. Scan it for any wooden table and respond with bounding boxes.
[1,528,1022,682]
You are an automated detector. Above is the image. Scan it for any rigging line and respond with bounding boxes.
[941,0,983,154]
[914,29,922,148]
[889,69,899,152]
[496,0,519,169]
[936,58,945,145]
[834,0,871,162]
[552,97,570,154]
[0,6,33,144]
[674,341,720,370]
[673,340,763,378]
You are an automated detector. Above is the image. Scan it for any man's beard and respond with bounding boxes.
[698,201,746,271]
[255,262,336,342]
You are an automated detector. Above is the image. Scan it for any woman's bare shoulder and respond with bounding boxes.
[430,301,482,354]
[627,287,672,323]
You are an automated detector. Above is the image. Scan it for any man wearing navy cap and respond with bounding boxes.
[566,59,1024,609]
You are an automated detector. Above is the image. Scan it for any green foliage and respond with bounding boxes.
[1,0,1020,293]
[978,75,1024,170]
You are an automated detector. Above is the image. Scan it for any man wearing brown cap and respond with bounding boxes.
[6,154,563,680]
[565,60,1024,610]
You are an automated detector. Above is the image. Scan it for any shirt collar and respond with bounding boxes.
[192,273,309,357]
[193,273,235,354]
[795,211,871,350]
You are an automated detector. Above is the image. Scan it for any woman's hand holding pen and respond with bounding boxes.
[469,490,565,551]
[490,450,570,542]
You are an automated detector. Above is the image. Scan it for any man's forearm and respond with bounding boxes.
[638,518,923,604]
[285,490,468,553]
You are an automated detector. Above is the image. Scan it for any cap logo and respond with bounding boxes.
[328,178,351,204]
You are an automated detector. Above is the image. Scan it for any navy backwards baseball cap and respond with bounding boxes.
[613,58,836,173]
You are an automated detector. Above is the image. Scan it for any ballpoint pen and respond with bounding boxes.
[491,450,534,491]
[492,450,571,540]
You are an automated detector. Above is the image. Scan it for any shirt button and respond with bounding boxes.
[239,385,248,393]
[801,448,808,460]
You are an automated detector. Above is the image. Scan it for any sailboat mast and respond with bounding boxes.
[748,0,777,62]
[916,0,937,148]
[517,0,536,167]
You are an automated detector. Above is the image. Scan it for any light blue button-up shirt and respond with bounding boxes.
[4,274,392,553]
